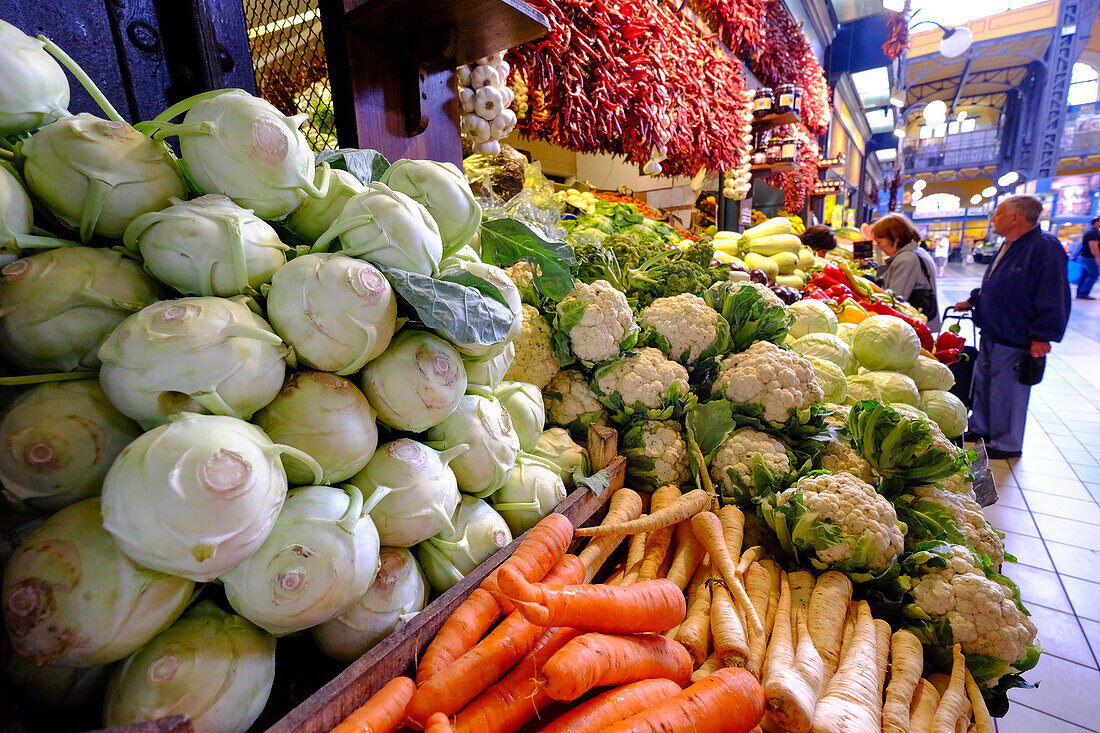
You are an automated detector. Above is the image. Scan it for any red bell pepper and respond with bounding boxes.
[936,330,966,351]
[934,348,965,365]
[825,283,855,301]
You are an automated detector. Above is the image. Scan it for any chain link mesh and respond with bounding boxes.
[242,0,336,151]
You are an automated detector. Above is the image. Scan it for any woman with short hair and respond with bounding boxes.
[800,225,837,254]
[871,213,941,330]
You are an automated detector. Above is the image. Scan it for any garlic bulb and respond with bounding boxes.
[458,51,519,150]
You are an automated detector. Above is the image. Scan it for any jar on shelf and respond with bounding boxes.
[766,136,783,164]
[776,84,803,116]
[752,144,769,166]
[777,137,800,164]
[752,88,774,119]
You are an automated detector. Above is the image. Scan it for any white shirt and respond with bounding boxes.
[934,237,950,257]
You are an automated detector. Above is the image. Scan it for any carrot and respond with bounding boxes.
[481,512,574,611]
[931,645,968,733]
[675,558,713,666]
[665,520,706,589]
[691,652,724,683]
[600,667,765,733]
[874,619,892,697]
[542,632,693,701]
[882,629,925,733]
[405,556,584,728]
[711,573,750,668]
[330,676,415,733]
[452,625,582,733]
[909,678,941,733]
[736,546,765,576]
[620,527,648,584]
[691,511,762,634]
[578,489,645,582]
[638,485,683,581]
[964,669,993,733]
[537,678,684,733]
[417,589,500,684]
[573,489,711,536]
[498,567,686,632]
[806,571,853,690]
[718,505,745,562]
[424,713,453,733]
[810,601,881,733]
[762,574,823,733]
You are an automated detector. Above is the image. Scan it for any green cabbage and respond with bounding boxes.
[851,315,920,371]
[793,332,851,369]
[906,354,956,391]
[919,389,968,438]
[808,358,848,403]
[865,371,921,405]
[786,299,838,337]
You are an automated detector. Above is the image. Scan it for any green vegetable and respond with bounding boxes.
[864,371,921,406]
[315,147,391,187]
[5,655,111,710]
[360,330,468,432]
[479,218,578,302]
[529,427,590,489]
[381,159,482,257]
[808,358,847,404]
[491,451,567,535]
[906,354,956,391]
[104,602,276,733]
[493,381,545,451]
[851,315,920,371]
[101,413,320,581]
[0,163,78,254]
[0,380,141,511]
[2,498,193,666]
[283,167,367,244]
[425,389,520,497]
[465,342,515,390]
[98,297,288,429]
[221,484,382,635]
[0,20,69,136]
[703,280,792,353]
[786,299,839,337]
[845,374,883,404]
[417,495,513,593]
[252,371,378,485]
[919,389,968,438]
[792,332,851,369]
[434,260,523,360]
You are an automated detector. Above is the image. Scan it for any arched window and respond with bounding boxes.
[1069,63,1099,106]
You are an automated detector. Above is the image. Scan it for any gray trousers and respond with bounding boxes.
[968,339,1031,452]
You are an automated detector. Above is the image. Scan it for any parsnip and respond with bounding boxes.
[882,629,925,733]
[763,572,824,733]
[807,571,853,689]
[811,602,881,733]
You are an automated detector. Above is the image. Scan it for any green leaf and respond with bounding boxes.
[479,219,577,302]
[575,467,612,497]
[376,265,513,346]
[316,148,391,186]
[438,270,508,306]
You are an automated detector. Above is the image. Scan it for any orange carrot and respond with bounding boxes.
[498,567,686,632]
[417,589,500,684]
[537,678,684,733]
[481,512,574,611]
[424,712,453,733]
[600,667,765,733]
[452,625,583,733]
[638,485,683,581]
[542,632,693,701]
[330,676,415,733]
[405,557,584,728]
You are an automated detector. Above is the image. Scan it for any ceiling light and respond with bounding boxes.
[970,194,982,205]
[894,128,906,138]
[890,96,905,107]
[939,26,974,58]
[982,186,997,197]
[911,191,924,202]
[957,111,968,122]
[998,172,1020,187]
[923,100,948,126]
[913,179,927,191]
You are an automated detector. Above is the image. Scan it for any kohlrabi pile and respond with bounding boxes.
[0,21,586,731]
[504,208,1039,697]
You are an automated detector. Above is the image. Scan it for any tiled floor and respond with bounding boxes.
[936,263,1100,732]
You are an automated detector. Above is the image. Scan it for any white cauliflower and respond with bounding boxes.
[713,279,784,308]
[907,484,1005,568]
[639,293,726,364]
[504,304,560,389]
[775,471,904,573]
[505,261,539,305]
[544,369,604,431]
[623,420,692,489]
[910,544,1037,667]
[712,341,823,422]
[556,280,635,363]
[820,442,875,484]
[938,471,977,498]
[594,347,691,420]
[821,402,851,431]
[894,403,960,457]
[710,427,791,499]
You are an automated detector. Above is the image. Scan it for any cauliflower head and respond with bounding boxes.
[593,347,693,422]
[910,544,1037,668]
[622,419,692,490]
[820,442,875,484]
[505,304,560,389]
[712,341,823,422]
[505,261,540,305]
[710,427,791,501]
[766,471,905,575]
[821,402,851,431]
[938,471,977,498]
[905,484,1005,568]
[640,293,728,365]
[556,280,636,363]
[544,369,605,433]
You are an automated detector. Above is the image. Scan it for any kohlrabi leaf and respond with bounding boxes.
[377,266,512,346]
[438,270,508,306]
[316,149,391,186]
[478,218,577,302]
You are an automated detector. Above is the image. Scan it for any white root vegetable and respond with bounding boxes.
[931,645,968,733]
[882,629,925,733]
[459,87,475,113]
[490,109,517,139]
[964,669,993,733]
[473,140,501,155]
[470,64,502,89]
[909,678,941,733]
[456,65,472,86]
[763,572,823,733]
[811,602,881,733]
[462,114,491,143]
[807,571,853,689]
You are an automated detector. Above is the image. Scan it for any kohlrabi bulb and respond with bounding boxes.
[2,498,194,666]
[20,113,187,242]
[493,381,545,451]
[98,297,288,428]
[123,195,288,297]
[103,602,276,733]
[490,451,566,535]
[0,380,141,512]
[176,89,322,220]
[416,495,512,593]
[5,655,112,710]
[464,342,515,390]
[0,247,162,372]
[361,330,467,432]
[0,21,70,137]
[313,182,444,276]
[312,547,428,663]
[425,390,519,497]
[283,168,367,244]
[0,164,33,256]
[529,427,590,489]
[220,484,381,635]
[437,244,482,273]
[380,159,482,256]
[100,413,314,581]
[346,438,465,547]
[265,253,397,375]
[437,260,522,361]
[252,371,378,485]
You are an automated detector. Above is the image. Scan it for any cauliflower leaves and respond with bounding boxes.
[592,347,695,424]
[621,419,692,491]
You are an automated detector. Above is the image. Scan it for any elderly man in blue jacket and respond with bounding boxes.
[955,195,1071,458]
